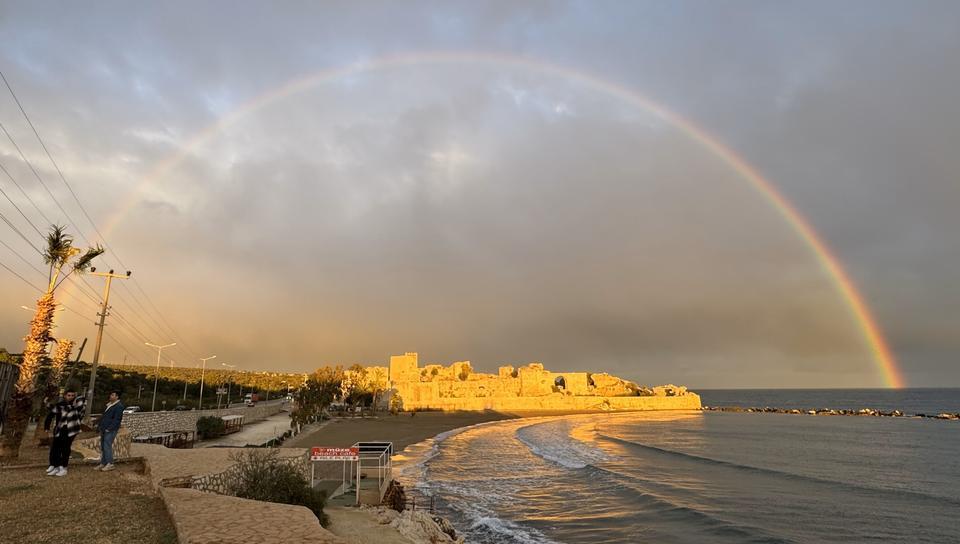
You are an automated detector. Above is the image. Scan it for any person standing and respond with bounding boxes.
[43,388,86,477]
[97,390,124,471]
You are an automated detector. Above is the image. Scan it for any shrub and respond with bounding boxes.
[226,450,328,525]
[196,416,225,439]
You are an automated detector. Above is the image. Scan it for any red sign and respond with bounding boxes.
[311,447,359,461]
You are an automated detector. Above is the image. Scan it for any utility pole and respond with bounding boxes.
[147,341,176,411]
[83,268,130,425]
[221,362,235,406]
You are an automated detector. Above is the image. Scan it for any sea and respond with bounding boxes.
[395,389,960,543]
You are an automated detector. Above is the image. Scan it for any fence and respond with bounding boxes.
[0,361,19,431]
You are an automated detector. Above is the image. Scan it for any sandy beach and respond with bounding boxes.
[284,410,517,452]
[281,411,517,543]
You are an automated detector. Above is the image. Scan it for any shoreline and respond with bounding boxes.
[283,409,633,543]
[283,410,519,452]
[284,407,706,452]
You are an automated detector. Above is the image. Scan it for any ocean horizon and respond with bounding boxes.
[396,388,960,543]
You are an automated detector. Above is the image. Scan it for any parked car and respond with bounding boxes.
[173,405,190,411]
[123,406,142,415]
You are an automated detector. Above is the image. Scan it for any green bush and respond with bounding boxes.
[196,416,225,439]
[226,450,328,525]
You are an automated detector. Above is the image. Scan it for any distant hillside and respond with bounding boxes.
[72,362,304,412]
[100,363,305,391]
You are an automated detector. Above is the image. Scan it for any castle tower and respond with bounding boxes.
[389,352,420,383]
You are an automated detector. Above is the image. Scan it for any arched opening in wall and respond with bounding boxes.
[554,376,566,390]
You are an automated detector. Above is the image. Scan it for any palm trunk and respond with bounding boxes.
[0,293,55,462]
[31,339,74,447]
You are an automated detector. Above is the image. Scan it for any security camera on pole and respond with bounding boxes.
[146,341,176,411]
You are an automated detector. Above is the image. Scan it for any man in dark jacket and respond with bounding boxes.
[43,388,86,477]
[97,390,124,471]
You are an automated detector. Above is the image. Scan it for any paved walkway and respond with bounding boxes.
[162,487,345,543]
[197,412,293,448]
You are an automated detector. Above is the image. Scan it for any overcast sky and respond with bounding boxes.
[0,1,957,387]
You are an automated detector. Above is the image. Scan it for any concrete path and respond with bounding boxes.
[162,487,345,543]
[197,412,293,448]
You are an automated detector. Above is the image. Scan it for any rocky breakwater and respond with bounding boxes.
[702,406,960,420]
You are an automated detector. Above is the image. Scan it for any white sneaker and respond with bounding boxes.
[54,467,67,477]
[101,463,115,472]
[45,465,56,475]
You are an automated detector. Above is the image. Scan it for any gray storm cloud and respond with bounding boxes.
[0,1,957,387]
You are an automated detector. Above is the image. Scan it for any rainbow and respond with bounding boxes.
[99,51,905,387]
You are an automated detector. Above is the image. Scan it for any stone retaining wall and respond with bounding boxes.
[121,401,287,436]
[190,452,309,495]
[74,427,133,460]
[160,487,344,543]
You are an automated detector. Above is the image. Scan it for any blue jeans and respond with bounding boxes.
[100,430,117,465]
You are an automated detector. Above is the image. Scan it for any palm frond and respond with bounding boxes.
[73,245,105,273]
[43,225,72,267]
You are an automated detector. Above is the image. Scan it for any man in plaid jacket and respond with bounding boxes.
[43,387,86,477]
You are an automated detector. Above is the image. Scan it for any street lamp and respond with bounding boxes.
[221,362,235,405]
[20,305,64,312]
[199,355,216,410]
[146,341,176,411]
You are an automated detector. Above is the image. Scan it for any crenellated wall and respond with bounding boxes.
[389,353,701,412]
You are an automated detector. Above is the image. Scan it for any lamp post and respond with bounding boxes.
[147,342,176,411]
[199,355,216,410]
[222,362,235,405]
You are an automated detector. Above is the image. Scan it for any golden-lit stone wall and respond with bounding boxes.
[389,353,420,383]
[387,353,700,412]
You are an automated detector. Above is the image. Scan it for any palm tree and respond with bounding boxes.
[0,226,102,461]
[31,338,76,446]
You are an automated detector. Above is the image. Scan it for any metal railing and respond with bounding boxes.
[404,494,436,513]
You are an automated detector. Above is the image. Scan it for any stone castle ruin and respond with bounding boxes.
[386,353,700,412]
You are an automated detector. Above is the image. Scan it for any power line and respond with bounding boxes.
[0,159,44,237]
[0,138,53,227]
[0,118,84,238]
[0,257,41,290]
[0,236,43,275]
[1,71,210,367]
[0,208,40,252]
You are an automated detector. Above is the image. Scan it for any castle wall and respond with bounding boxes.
[389,352,419,383]
[400,392,702,412]
[550,372,590,395]
[387,353,700,413]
